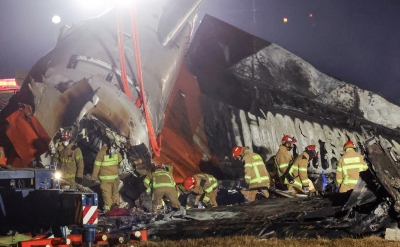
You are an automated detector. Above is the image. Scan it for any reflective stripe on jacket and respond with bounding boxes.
[91,145,122,181]
[336,149,368,186]
[274,145,293,177]
[192,174,218,195]
[241,147,270,188]
[143,169,176,193]
[57,143,84,180]
[290,152,310,188]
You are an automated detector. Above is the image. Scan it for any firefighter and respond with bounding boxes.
[289,145,318,193]
[336,141,368,193]
[183,173,219,208]
[143,164,180,213]
[274,135,297,190]
[232,146,270,202]
[91,143,122,211]
[57,130,84,189]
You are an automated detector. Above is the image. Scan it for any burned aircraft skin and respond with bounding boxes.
[183,15,400,184]
[0,1,203,171]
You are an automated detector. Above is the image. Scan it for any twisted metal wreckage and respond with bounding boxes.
[1,0,400,242]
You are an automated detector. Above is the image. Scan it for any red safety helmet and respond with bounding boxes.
[282,135,297,145]
[183,176,197,191]
[306,145,318,157]
[343,141,356,151]
[232,146,243,158]
[61,130,71,141]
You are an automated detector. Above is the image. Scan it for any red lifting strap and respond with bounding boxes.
[115,4,161,157]
[116,6,133,100]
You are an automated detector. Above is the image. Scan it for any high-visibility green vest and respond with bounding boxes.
[196,174,218,193]
[244,154,270,185]
[336,157,368,185]
[94,154,119,180]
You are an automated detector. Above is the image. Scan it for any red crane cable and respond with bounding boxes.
[116,6,133,100]
[129,4,161,157]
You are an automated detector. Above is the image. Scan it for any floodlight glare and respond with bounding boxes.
[52,15,61,24]
[54,171,62,180]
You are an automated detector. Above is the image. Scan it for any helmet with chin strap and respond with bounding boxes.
[61,130,71,142]
[305,145,318,158]
[343,141,356,151]
[282,135,297,145]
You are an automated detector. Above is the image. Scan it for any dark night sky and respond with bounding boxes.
[1,0,399,104]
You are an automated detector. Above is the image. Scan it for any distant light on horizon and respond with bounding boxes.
[283,18,288,23]
[309,13,313,17]
[52,15,61,24]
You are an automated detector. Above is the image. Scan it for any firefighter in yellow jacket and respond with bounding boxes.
[274,135,296,189]
[56,130,84,189]
[183,173,219,207]
[232,146,270,202]
[91,144,122,211]
[336,141,368,192]
[143,164,180,213]
[289,145,318,192]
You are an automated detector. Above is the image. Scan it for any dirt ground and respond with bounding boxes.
[134,236,400,247]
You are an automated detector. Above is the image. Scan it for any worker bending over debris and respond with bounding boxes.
[288,145,318,193]
[274,135,297,190]
[232,146,270,202]
[143,163,180,213]
[336,140,368,192]
[92,142,122,212]
[56,130,84,189]
[183,173,219,208]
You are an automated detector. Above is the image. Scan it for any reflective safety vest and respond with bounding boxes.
[144,170,176,193]
[336,156,368,185]
[244,154,270,185]
[95,154,119,180]
[288,163,303,188]
[196,174,218,193]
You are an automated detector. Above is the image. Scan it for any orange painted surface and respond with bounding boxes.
[153,63,205,182]
[6,105,51,167]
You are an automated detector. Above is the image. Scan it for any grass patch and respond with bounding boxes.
[133,235,400,247]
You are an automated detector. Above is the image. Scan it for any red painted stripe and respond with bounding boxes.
[87,210,98,224]
[82,206,91,217]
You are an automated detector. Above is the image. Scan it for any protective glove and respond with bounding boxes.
[75,177,83,184]
[303,186,310,193]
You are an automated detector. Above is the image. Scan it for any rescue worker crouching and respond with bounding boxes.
[232,146,270,202]
[183,173,219,208]
[288,145,318,193]
[56,130,84,189]
[91,143,122,212]
[336,141,368,193]
[143,164,180,214]
[274,135,296,190]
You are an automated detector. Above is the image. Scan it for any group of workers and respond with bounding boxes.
[54,128,369,212]
[143,163,219,213]
[54,129,121,212]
